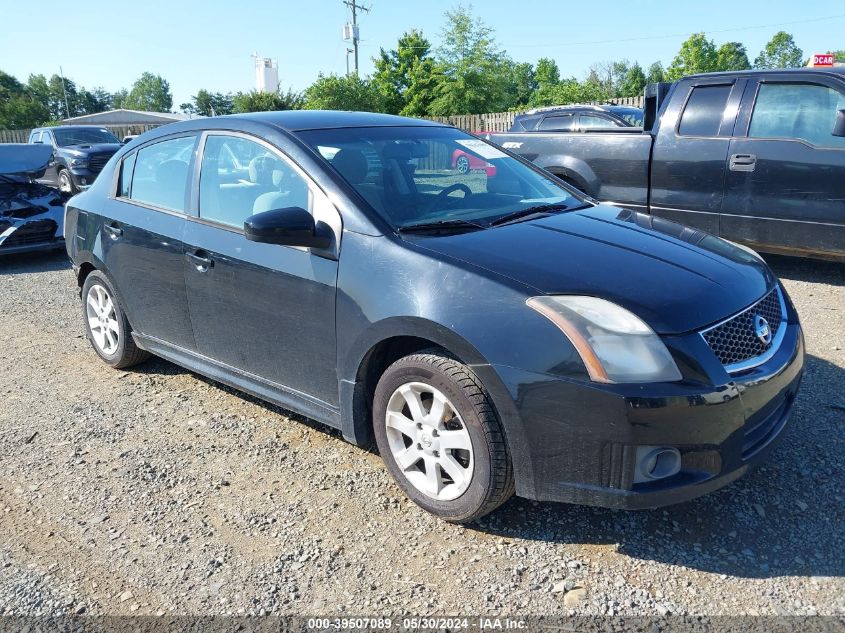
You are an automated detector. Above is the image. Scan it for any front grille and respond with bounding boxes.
[2,220,58,247]
[87,152,115,173]
[701,287,784,370]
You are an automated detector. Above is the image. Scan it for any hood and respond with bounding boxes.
[0,144,53,177]
[62,143,121,155]
[412,205,776,334]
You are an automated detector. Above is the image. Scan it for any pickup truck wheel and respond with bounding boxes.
[58,169,76,194]
[373,351,514,523]
[81,271,149,369]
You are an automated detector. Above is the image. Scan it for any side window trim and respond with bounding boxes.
[114,151,138,200]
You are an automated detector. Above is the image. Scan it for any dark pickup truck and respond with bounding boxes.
[489,68,845,261]
[28,125,122,195]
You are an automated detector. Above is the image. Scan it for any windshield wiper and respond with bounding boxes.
[397,219,487,234]
[489,203,572,227]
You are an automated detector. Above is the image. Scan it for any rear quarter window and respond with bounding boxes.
[678,84,732,137]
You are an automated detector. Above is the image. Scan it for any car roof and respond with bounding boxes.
[518,104,634,117]
[211,110,446,132]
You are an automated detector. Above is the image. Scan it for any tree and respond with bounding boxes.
[124,72,173,112]
[834,50,845,62]
[112,88,129,109]
[0,70,49,129]
[754,31,803,69]
[534,58,560,87]
[667,33,718,80]
[185,89,234,116]
[232,89,303,113]
[620,63,647,97]
[400,57,442,117]
[506,61,536,108]
[372,30,441,115]
[303,74,383,112]
[716,42,751,71]
[588,60,631,97]
[646,61,666,84]
[429,6,513,115]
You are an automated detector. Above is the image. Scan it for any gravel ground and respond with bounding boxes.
[0,250,843,618]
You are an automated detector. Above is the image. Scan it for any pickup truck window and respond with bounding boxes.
[678,85,732,137]
[538,114,576,131]
[749,83,845,148]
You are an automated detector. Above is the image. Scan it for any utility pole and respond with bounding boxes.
[58,66,70,119]
[342,0,368,76]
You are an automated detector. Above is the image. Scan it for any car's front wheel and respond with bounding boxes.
[58,168,76,195]
[455,155,470,174]
[373,351,514,522]
[81,270,149,369]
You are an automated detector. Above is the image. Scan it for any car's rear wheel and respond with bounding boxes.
[58,168,76,194]
[455,155,470,174]
[373,351,514,523]
[81,270,149,369]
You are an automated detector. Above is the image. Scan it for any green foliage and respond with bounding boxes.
[716,42,751,71]
[754,31,803,69]
[834,50,845,62]
[667,33,718,80]
[303,74,384,112]
[183,89,234,116]
[534,58,560,87]
[506,61,537,108]
[428,6,513,115]
[646,62,666,84]
[0,71,49,129]
[231,89,303,113]
[620,63,647,97]
[372,30,440,116]
[124,72,173,112]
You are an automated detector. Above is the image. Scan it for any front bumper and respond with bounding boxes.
[68,167,101,190]
[494,321,804,509]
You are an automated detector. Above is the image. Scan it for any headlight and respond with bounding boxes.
[70,158,87,167]
[526,296,682,384]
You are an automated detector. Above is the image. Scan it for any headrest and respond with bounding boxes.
[249,155,278,185]
[331,149,369,184]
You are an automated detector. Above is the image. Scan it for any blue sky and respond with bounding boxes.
[1,1,842,109]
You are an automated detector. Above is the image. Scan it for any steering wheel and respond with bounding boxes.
[430,183,473,211]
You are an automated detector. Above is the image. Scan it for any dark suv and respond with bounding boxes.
[28,126,122,194]
[511,104,644,132]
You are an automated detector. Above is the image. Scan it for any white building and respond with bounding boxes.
[254,56,279,93]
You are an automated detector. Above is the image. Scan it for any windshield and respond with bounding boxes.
[54,127,119,146]
[609,107,644,127]
[297,126,585,230]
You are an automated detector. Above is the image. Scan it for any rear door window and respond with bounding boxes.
[678,85,732,137]
[749,82,845,148]
[129,135,196,212]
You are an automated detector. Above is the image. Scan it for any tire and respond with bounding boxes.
[58,168,77,195]
[455,155,470,174]
[373,351,514,523]
[81,270,149,369]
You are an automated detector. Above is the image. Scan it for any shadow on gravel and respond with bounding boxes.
[763,253,845,287]
[0,249,71,275]
[473,351,844,580]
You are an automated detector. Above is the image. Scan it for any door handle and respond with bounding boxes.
[729,153,757,172]
[186,250,213,271]
[103,223,123,239]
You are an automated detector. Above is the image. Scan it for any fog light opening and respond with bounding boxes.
[634,446,681,483]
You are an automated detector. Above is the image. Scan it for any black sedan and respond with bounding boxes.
[64,112,804,522]
[0,144,67,255]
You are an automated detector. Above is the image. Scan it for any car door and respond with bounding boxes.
[183,132,341,407]
[38,130,59,186]
[101,134,198,350]
[721,76,845,258]
[649,78,744,234]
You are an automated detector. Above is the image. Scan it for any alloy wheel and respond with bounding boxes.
[59,171,73,194]
[385,382,474,501]
[86,283,119,355]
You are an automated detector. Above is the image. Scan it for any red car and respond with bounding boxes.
[451,149,496,177]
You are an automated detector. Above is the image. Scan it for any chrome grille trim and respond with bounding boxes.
[700,286,787,374]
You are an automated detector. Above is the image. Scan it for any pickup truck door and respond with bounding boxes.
[649,78,745,234]
[721,75,845,259]
[38,130,59,186]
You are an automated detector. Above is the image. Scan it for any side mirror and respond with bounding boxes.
[244,207,332,249]
[833,109,845,137]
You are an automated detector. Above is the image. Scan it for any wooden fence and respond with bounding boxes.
[0,124,160,144]
[425,96,645,132]
[0,96,645,141]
